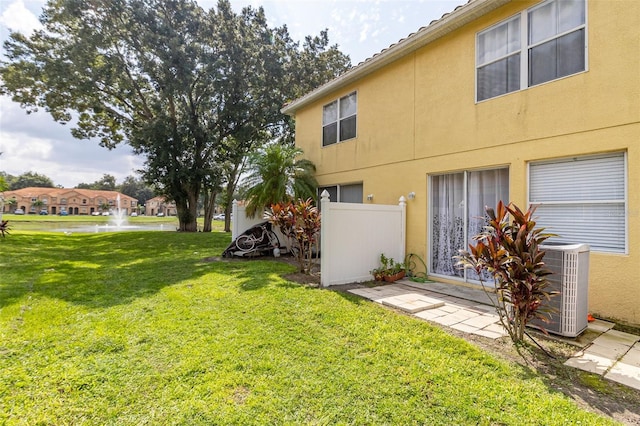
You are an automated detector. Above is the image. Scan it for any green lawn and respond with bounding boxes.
[0,231,615,425]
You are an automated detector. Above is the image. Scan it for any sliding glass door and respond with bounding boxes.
[430,168,509,283]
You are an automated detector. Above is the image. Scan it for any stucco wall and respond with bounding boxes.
[293,0,640,325]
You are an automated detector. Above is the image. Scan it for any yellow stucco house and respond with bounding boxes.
[283,0,639,326]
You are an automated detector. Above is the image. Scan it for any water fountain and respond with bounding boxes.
[110,194,127,228]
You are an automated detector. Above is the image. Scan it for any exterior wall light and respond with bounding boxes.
[408,192,416,200]
[366,194,374,201]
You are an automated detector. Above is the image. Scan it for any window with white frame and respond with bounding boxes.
[529,152,627,253]
[477,0,586,101]
[322,92,357,146]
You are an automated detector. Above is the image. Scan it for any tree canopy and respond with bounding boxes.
[4,171,56,190]
[76,174,117,191]
[118,175,154,204]
[1,0,350,231]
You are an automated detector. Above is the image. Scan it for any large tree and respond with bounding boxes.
[118,175,154,205]
[76,173,117,191]
[214,29,351,231]
[1,0,348,231]
[8,172,55,190]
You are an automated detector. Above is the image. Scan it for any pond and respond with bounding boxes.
[8,221,176,233]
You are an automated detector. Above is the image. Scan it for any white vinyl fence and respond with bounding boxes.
[231,194,407,287]
[320,191,406,287]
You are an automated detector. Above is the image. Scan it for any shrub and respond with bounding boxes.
[0,220,9,238]
[266,198,320,274]
[455,201,558,344]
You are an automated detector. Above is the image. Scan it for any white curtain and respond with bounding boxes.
[431,169,509,281]
[431,173,465,277]
[466,169,510,283]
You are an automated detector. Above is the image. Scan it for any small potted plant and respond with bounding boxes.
[371,253,406,283]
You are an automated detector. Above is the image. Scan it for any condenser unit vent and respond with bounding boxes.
[529,243,590,338]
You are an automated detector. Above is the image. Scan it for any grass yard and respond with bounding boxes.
[0,231,617,425]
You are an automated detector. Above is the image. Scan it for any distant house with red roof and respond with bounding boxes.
[145,196,176,216]
[2,187,137,215]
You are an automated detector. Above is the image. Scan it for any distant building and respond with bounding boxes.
[145,196,176,216]
[2,187,137,215]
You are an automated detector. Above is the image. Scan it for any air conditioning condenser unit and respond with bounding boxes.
[529,243,590,338]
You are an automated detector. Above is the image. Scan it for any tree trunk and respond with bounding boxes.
[223,181,236,233]
[202,190,216,232]
[176,189,199,232]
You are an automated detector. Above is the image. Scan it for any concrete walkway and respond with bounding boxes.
[347,280,640,391]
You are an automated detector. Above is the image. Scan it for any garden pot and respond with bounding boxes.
[383,271,405,283]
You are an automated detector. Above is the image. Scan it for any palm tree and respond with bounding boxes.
[32,199,44,213]
[243,144,318,218]
[6,198,17,213]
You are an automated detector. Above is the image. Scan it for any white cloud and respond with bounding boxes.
[0,0,42,35]
[359,23,370,42]
[0,131,52,160]
[0,96,143,188]
[0,128,144,187]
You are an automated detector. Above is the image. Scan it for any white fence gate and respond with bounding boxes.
[320,191,406,287]
[230,194,407,287]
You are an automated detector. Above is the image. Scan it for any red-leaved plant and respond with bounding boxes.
[266,198,321,274]
[0,220,9,238]
[455,201,558,344]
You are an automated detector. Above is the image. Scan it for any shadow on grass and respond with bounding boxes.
[1,231,233,309]
[200,255,300,292]
[1,231,309,309]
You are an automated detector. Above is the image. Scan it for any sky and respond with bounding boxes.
[0,0,462,188]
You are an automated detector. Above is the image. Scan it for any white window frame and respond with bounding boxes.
[476,0,587,102]
[322,91,357,146]
[528,152,628,254]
